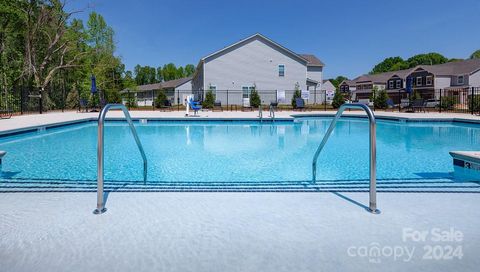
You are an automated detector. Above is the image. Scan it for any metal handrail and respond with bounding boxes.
[311,103,379,214]
[94,104,147,214]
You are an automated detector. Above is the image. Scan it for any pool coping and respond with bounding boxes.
[0,113,479,138]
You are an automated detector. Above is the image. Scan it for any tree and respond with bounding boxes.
[470,50,480,59]
[184,64,195,77]
[374,89,389,109]
[406,53,448,67]
[370,57,405,74]
[154,90,167,108]
[331,90,345,109]
[291,82,301,108]
[327,76,348,88]
[162,63,177,81]
[249,86,261,108]
[203,90,215,109]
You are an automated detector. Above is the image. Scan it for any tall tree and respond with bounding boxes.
[470,50,480,59]
[370,57,405,74]
[406,53,448,67]
[184,64,195,77]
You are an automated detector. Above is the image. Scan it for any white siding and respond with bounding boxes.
[203,39,307,91]
[468,71,480,87]
[307,66,323,84]
[176,80,192,91]
[434,76,451,89]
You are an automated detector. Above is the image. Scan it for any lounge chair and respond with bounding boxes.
[159,99,172,111]
[0,109,12,119]
[269,101,278,116]
[294,98,305,111]
[386,99,395,111]
[188,98,202,116]
[213,101,223,112]
[424,99,439,112]
[410,99,425,113]
[79,98,88,113]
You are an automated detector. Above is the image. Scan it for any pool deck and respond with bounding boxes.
[1,192,479,272]
[1,110,480,271]
[1,109,479,136]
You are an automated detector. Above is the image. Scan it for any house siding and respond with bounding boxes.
[307,66,323,85]
[469,70,480,87]
[203,38,308,91]
[434,76,451,89]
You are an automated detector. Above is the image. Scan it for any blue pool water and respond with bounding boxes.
[0,118,479,185]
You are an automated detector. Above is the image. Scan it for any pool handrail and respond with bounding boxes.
[94,104,148,214]
[311,103,379,214]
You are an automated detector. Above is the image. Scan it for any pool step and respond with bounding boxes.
[0,179,479,193]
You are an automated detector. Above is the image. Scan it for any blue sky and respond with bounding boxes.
[68,0,480,79]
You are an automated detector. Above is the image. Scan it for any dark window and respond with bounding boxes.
[278,65,285,77]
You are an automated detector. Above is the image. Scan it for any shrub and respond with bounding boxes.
[203,90,215,109]
[374,89,389,109]
[291,82,302,108]
[154,90,167,108]
[469,95,480,112]
[250,89,261,108]
[124,91,137,108]
[331,90,345,109]
[440,96,455,110]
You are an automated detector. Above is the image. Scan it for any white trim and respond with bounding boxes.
[426,76,433,86]
[416,77,422,86]
[457,75,464,85]
[396,80,401,89]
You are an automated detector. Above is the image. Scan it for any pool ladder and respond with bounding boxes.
[94,104,148,214]
[311,103,380,214]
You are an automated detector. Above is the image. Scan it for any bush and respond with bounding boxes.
[250,89,261,108]
[374,89,389,109]
[291,89,301,108]
[469,95,480,112]
[203,90,215,109]
[331,90,345,109]
[154,91,167,108]
[124,92,137,108]
[440,96,455,110]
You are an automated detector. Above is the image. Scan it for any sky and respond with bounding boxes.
[67,0,480,79]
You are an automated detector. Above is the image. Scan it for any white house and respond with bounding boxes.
[192,33,324,105]
[121,77,192,106]
[321,80,336,104]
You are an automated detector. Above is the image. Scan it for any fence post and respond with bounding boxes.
[177,90,180,111]
[20,87,24,115]
[439,89,442,113]
[226,89,229,110]
[472,87,475,115]
[324,90,327,111]
[398,89,401,112]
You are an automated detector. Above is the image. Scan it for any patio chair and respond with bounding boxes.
[213,100,223,112]
[242,98,252,111]
[424,99,439,112]
[400,99,410,112]
[0,109,13,119]
[294,98,305,111]
[79,98,88,113]
[269,101,278,116]
[410,99,426,113]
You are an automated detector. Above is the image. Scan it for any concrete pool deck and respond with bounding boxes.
[0,192,479,272]
[0,109,479,135]
[1,110,480,271]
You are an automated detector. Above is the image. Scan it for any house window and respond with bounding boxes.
[416,77,422,86]
[426,76,433,86]
[396,80,401,89]
[278,65,285,77]
[389,81,394,89]
[458,75,464,85]
[242,86,254,98]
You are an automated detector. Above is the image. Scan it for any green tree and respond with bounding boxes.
[470,50,480,59]
[331,90,345,109]
[370,57,405,74]
[203,90,215,109]
[406,53,448,67]
[374,89,389,109]
[291,82,301,108]
[250,88,261,108]
[154,90,167,108]
[184,64,195,77]
[327,76,348,88]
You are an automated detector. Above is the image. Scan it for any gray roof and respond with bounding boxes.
[122,77,192,93]
[418,58,480,76]
[299,54,325,66]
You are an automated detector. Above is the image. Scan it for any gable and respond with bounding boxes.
[202,33,308,66]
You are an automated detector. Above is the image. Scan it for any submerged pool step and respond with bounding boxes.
[0,178,479,193]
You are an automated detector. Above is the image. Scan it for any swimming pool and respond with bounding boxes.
[0,118,479,192]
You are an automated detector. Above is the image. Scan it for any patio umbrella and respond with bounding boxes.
[405,76,413,94]
[91,75,97,94]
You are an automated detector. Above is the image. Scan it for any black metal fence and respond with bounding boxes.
[2,87,480,115]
